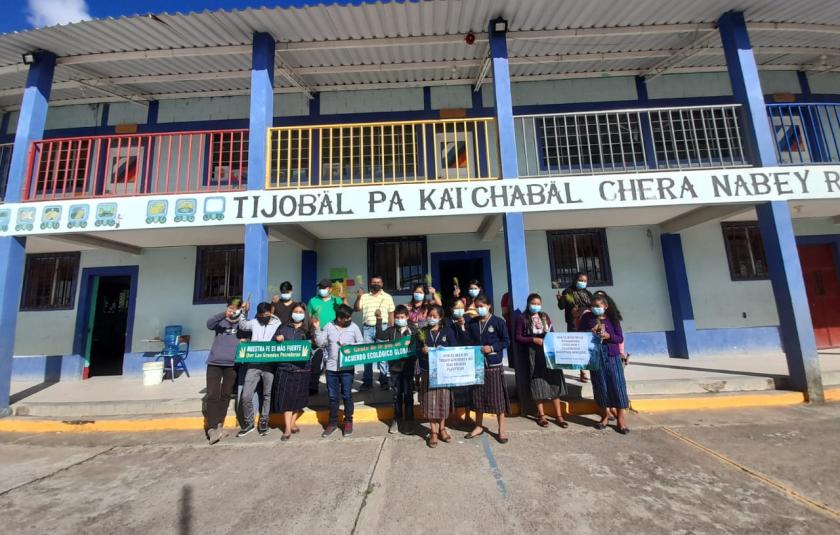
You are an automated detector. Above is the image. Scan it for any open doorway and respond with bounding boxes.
[431,250,493,306]
[74,266,138,378]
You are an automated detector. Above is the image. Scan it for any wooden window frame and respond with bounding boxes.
[20,252,81,311]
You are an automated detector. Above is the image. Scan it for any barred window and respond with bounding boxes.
[210,132,248,185]
[323,125,418,183]
[537,113,644,170]
[194,245,244,304]
[33,140,91,196]
[21,252,80,310]
[547,229,612,287]
[270,129,309,184]
[721,222,768,281]
[368,236,427,295]
[649,107,745,168]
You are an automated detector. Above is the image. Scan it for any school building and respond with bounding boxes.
[0,0,838,413]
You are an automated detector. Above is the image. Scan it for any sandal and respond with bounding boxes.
[556,419,569,429]
[439,430,452,443]
[537,416,549,428]
[496,434,509,444]
[428,433,439,448]
[291,427,300,434]
[618,427,630,435]
[595,422,608,430]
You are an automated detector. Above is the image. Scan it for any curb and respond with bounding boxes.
[0,389,832,434]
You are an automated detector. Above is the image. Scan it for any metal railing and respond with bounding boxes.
[24,129,248,201]
[514,104,748,177]
[767,103,840,165]
[266,118,497,189]
[0,142,12,200]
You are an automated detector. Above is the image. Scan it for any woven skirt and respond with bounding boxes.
[590,345,630,409]
[471,366,511,415]
[419,371,452,420]
[452,385,473,409]
[528,346,567,401]
[272,368,310,413]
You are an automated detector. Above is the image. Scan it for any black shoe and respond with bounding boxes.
[322,424,338,438]
[618,427,630,435]
[258,418,270,436]
[309,388,319,396]
[236,424,255,438]
[358,383,373,392]
[380,382,390,391]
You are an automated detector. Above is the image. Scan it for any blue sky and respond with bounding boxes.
[2,1,341,35]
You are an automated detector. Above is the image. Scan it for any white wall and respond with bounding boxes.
[320,88,424,115]
[158,96,250,123]
[45,104,102,130]
[647,72,733,99]
[484,77,637,107]
[759,71,801,95]
[431,86,472,109]
[107,102,148,126]
[268,242,303,295]
[806,72,840,95]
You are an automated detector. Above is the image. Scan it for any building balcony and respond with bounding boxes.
[767,103,840,165]
[22,129,248,202]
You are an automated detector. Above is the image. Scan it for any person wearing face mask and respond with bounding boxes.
[307,279,346,396]
[515,293,568,429]
[204,298,246,445]
[314,304,364,438]
[578,295,629,434]
[453,279,483,318]
[272,302,315,441]
[418,305,457,448]
[354,275,395,391]
[406,283,441,328]
[375,304,418,434]
[457,295,511,443]
[556,272,593,383]
[270,281,296,325]
[446,299,474,427]
[236,302,283,438]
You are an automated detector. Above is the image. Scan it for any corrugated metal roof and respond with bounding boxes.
[0,0,837,109]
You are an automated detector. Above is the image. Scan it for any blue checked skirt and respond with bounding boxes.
[590,344,629,409]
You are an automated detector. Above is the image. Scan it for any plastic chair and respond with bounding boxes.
[152,325,191,381]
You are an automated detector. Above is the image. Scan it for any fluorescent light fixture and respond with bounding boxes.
[22,52,36,65]
[493,18,507,33]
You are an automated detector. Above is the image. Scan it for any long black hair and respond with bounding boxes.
[591,294,621,326]
[593,290,623,321]
[524,292,551,335]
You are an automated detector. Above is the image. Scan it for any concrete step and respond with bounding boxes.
[822,369,840,387]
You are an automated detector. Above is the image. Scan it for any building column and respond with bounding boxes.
[0,52,56,415]
[635,76,658,169]
[660,234,698,358]
[300,250,317,303]
[243,33,274,306]
[720,11,824,402]
[489,20,531,408]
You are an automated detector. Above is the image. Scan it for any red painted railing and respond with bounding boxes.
[23,129,248,201]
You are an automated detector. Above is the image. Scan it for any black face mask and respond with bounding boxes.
[257,316,271,326]
[370,284,382,293]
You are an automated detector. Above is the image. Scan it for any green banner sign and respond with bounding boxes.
[339,336,414,368]
[236,341,311,363]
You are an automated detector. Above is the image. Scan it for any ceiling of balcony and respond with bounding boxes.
[0,0,839,110]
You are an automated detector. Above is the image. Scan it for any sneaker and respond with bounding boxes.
[388,420,398,434]
[342,422,354,437]
[322,424,338,438]
[358,383,373,392]
[207,427,220,445]
[236,424,255,438]
[258,418,270,436]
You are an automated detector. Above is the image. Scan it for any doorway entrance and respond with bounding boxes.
[431,250,493,306]
[73,266,139,378]
[798,243,840,349]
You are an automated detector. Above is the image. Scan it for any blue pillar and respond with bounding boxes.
[243,33,274,306]
[300,250,317,303]
[660,234,698,359]
[635,76,658,169]
[1,52,55,415]
[720,12,823,402]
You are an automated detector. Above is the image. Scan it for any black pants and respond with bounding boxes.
[206,365,236,430]
[309,348,324,393]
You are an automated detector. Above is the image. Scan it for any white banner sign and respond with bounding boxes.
[543,332,599,370]
[1,165,838,237]
[429,346,484,388]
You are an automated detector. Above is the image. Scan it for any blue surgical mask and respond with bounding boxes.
[468,288,480,298]
[592,307,605,317]
[318,288,329,297]
[395,318,408,328]
[280,293,292,301]
[427,318,439,327]
[576,281,587,290]
[452,309,465,319]
[291,312,305,323]
[477,306,488,318]
[413,292,424,302]
[529,304,542,313]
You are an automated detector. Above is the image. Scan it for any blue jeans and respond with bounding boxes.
[391,370,414,421]
[326,369,355,425]
[362,325,389,386]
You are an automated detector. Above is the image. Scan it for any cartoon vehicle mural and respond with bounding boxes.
[40,206,62,230]
[15,207,36,231]
[0,209,10,232]
[146,200,168,224]
[95,203,118,227]
[68,205,90,229]
[203,197,225,221]
[174,198,197,223]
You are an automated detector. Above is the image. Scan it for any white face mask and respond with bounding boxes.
[318,288,330,297]
[291,312,305,323]
[280,293,292,301]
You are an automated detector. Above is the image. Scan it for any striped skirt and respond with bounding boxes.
[590,345,630,409]
[471,366,511,415]
[272,367,310,413]
[419,372,452,420]
[528,346,567,401]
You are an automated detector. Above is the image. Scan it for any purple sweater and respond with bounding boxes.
[578,312,624,357]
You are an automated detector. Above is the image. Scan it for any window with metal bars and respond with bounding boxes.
[20,252,80,310]
[270,129,309,184]
[210,133,248,185]
[34,141,90,195]
[536,114,644,171]
[649,107,744,167]
[323,125,418,182]
[721,222,769,281]
[194,245,244,304]
[547,229,612,287]
[368,236,427,295]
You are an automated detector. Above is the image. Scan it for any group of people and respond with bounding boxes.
[202,273,631,447]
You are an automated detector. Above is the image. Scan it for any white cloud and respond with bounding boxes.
[27,0,91,28]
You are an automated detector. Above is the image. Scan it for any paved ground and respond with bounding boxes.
[1,404,839,534]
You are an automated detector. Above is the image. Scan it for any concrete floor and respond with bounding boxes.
[1,404,839,534]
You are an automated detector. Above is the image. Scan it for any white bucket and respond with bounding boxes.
[142,361,165,386]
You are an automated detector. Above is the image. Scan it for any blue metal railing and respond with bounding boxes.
[767,103,840,165]
[0,143,12,200]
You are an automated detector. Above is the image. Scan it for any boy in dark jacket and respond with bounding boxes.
[375,304,418,434]
[205,298,246,445]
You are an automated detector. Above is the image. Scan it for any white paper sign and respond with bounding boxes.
[544,332,598,370]
[429,346,483,387]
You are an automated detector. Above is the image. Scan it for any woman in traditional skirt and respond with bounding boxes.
[445,298,474,428]
[457,295,511,443]
[418,305,457,448]
[515,293,568,429]
[578,295,630,434]
[273,302,315,441]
